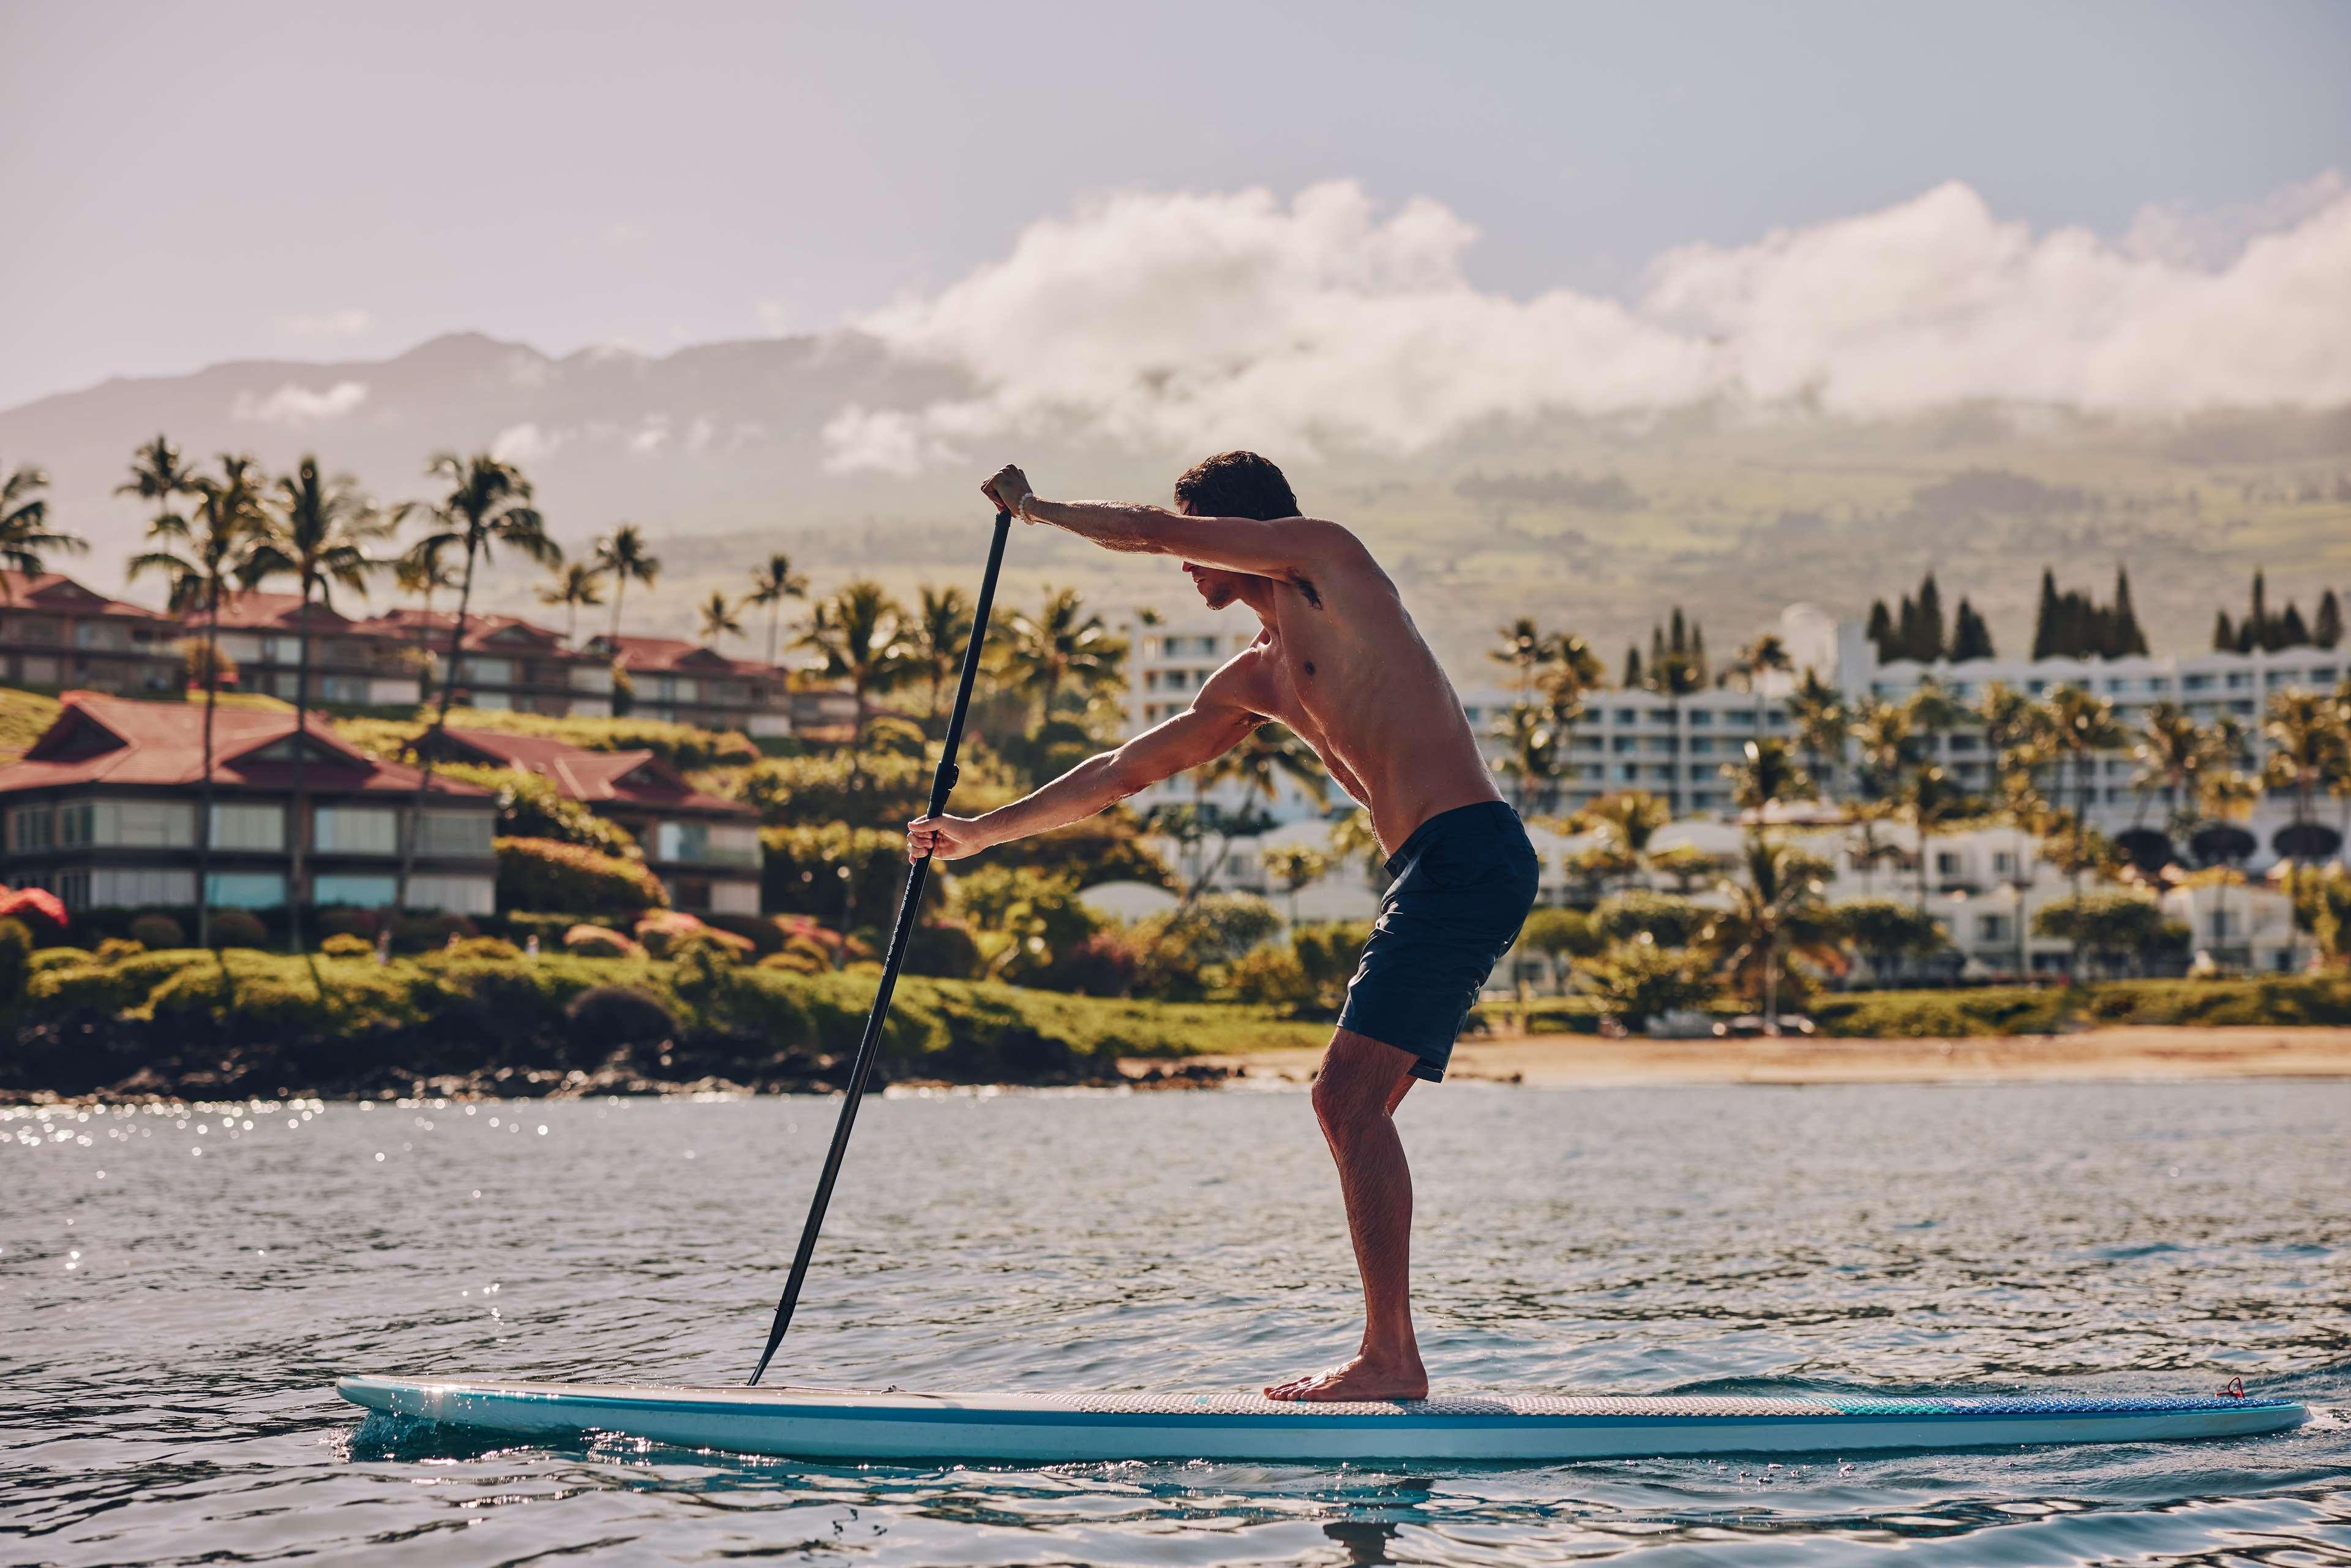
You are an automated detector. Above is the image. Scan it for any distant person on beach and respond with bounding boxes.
[907,452,1538,1401]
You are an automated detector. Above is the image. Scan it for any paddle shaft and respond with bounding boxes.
[749,508,1013,1386]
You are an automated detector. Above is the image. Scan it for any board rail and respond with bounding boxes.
[339,1376,2308,1464]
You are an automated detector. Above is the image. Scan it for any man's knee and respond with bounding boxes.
[1313,1032,1412,1133]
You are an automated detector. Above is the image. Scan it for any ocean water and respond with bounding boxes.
[5,1079,2349,1566]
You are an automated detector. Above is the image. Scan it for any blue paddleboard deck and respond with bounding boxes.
[337,1377,2307,1463]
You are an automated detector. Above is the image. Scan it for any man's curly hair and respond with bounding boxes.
[1172,451,1300,522]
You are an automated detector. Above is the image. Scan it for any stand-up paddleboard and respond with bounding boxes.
[338,1377,2306,1463]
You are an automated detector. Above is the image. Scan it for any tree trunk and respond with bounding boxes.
[768,602,781,670]
[196,581,220,948]
[394,534,480,915]
[287,568,315,953]
[610,580,626,644]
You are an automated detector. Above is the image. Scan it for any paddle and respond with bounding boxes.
[749,507,1014,1386]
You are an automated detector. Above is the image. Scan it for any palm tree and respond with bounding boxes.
[1490,701,1569,814]
[1490,618,1554,702]
[906,585,975,721]
[1785,669,1847,800]
[1903,674,1967,777]
[536,561,606,645]
[1723,736,1815,825]
[1900,763,1965,907]
[394,454,560,913]
[697,591,745,647]
[1,458,88,647]
[1185,722,1332,901]
[745,552,809,669]
[1730,633,1794,731]
[2262,688,2349,924]
[1003,587,1127,726]
[1259,843,1332,925]
[1643,650,1705,816]
[126,452,269,947]
[2195,764,2261,970]
[2043,684,2124,915]
[243,456,397,948]
[795,580,912,752]
[1848,697,1917,808]
[592,523,661,642]
[394,532,460,698]
[1584,789,1671,891]
[1703,839,1840,1030]
[2131,701,2209,833]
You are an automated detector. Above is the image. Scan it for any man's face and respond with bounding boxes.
[1182,561,1247,610]
[1174,494,1251,609]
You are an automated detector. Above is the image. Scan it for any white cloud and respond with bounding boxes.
[626,415,670,454]
[231,380,369,426]
[276,309,373,339]
[822,176,2351,471]
[492,422,564,463]
[755,299,797,334]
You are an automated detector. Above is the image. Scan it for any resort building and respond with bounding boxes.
[1119,595,2349,868]
[582,634,795,737]
[0,692,498,913]
[361,609,616,716]
[0,571,181,695]
[424,728,763,915]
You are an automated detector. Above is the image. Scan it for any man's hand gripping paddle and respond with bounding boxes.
[748,508,1013,1386]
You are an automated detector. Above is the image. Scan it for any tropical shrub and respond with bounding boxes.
[564,985,679,1052]
[950,865,1103,985]
[496,836,667,918]
[564,923,647,960]
[701,912,785,956]
[127,913,185,950]
[208,910,270,950]
[320,933,375,958]
[1519,906,1604,961]
[442,936,524,962]
[1581,935,1712,1025]
[759,823,902,929]
[1593,891,1709,949]
[0,917,30,1005]
[94,938,145,964]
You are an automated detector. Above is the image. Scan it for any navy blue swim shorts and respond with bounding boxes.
[1336,800,1541,1082]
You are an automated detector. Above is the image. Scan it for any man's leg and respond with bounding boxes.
[1264,1029,1430,1401]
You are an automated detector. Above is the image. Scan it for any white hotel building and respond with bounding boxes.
[1118,598,2350,868]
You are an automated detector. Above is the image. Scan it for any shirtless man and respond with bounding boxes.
[907,451,1539,1401]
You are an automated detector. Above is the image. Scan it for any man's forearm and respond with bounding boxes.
[971,748,1139,847]
[1019,496,1176,557]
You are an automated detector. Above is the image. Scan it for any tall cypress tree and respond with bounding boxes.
[1622,643,1643,689]
[2213,609,2236,651]
[2314,590,2344,651]
[2112,567,2148,656]
[2249,570,2269,649]
[1690,621,1708,685]
[1915,572,1946,662]
[1865,598,1892,656]
[2031,568,2061,659]
[1668,607,1688,658]
[2278,602,2311,648]
[1951,598,1996,661]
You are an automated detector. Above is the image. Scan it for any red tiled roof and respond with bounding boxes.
[0,571,172,623]
[435,728,751,817]
[0,693,489,798]
[362,608,580,655]
[585,633,773,678]
[197,590,362,632]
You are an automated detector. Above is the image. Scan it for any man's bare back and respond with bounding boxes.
[909,454,1540,1403]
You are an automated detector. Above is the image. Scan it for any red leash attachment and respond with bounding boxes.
[2218,1376,2246,1400]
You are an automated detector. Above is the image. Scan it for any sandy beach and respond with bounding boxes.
[1171,1026,2351,1088]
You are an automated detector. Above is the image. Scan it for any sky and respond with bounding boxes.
[3,0,2348,415]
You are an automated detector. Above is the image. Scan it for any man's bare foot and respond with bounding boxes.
[1263,1350,1428,1403]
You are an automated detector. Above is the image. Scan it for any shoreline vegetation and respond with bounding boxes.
[6,941,2351,1103]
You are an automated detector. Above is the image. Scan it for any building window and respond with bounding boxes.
[1936,852,1961,875]
[209,803,286,851]
[1978,914,2010,942]
[8,805,51,851]
[315,806,399,854]
[407,874,495,914]
[206,871,287,908]
[312,872,398,907]
[410,809,495,858]
[91,866,195,907]
[460,657,513,685]
[1992,852,2016,875]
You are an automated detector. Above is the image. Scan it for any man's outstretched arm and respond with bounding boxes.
[908,697,1260,861]
[982,463,1353,581]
